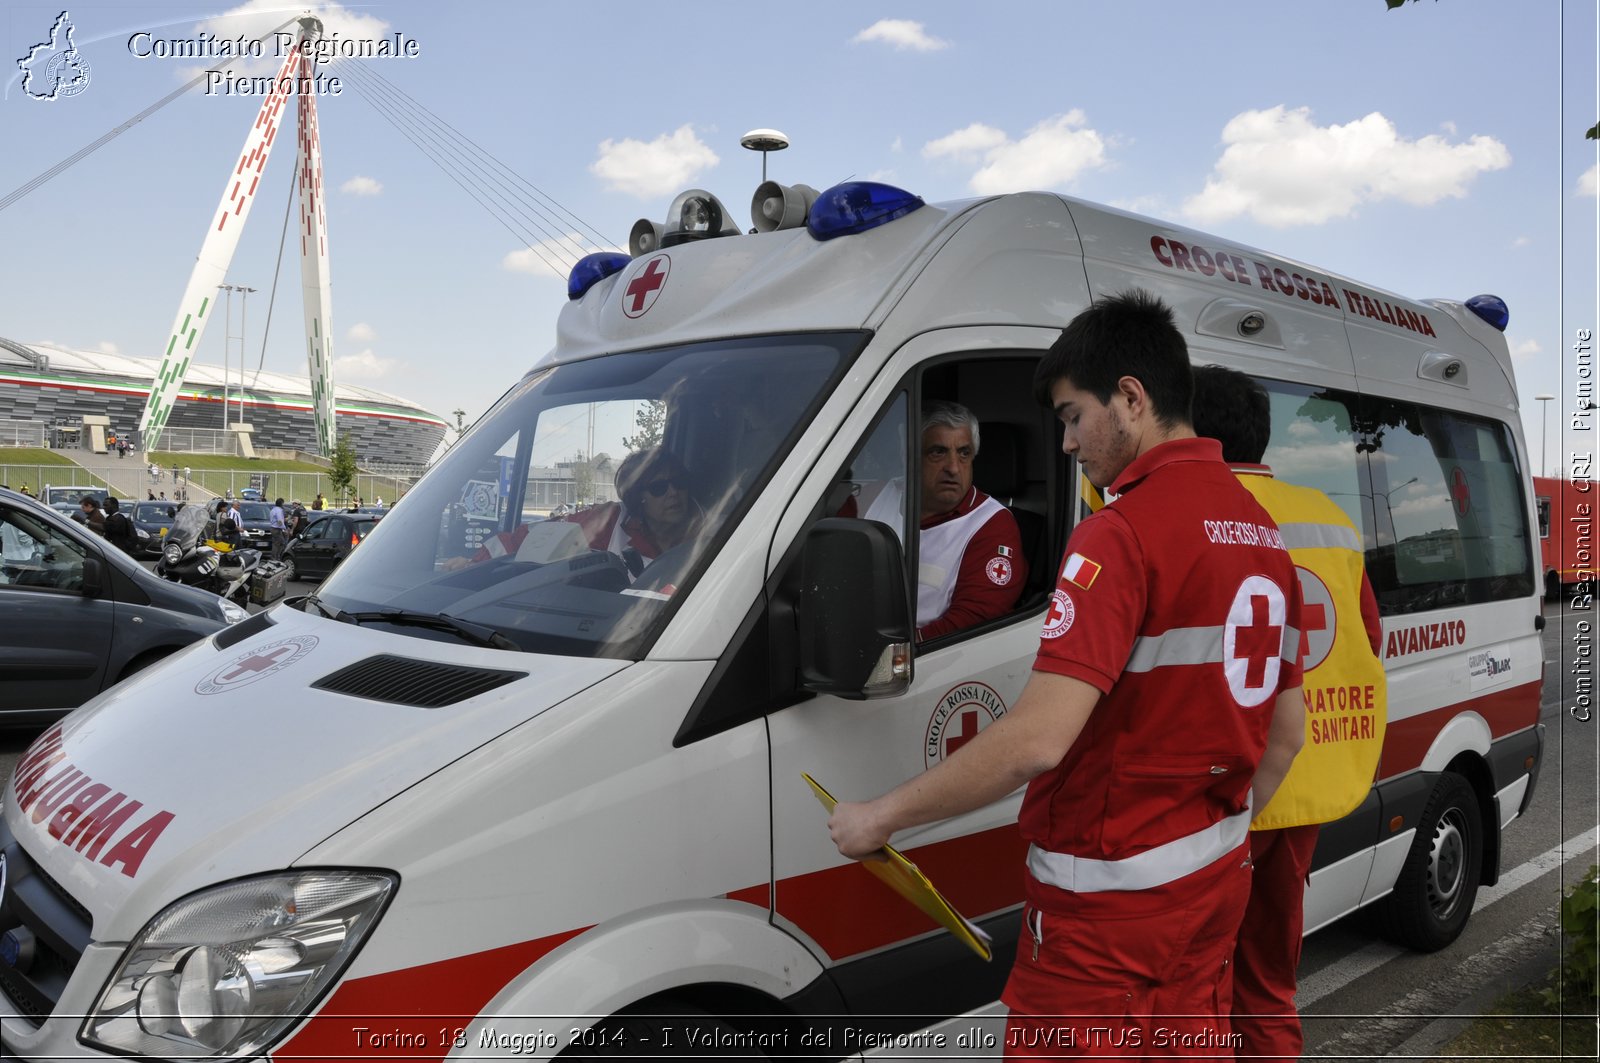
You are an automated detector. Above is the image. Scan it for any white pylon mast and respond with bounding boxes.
[140,16,338,455]
[294,18,337,455]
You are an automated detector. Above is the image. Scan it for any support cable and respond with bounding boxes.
[247,164,301,391]
[334,62,573,277]
[336,57,614,253]
[333,60,586,266]
[0,17,299,214]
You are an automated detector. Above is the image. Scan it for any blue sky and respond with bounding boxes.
[2,1,1594,471]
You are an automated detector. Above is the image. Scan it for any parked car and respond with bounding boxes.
[43,485,106,508]
[279,511,383,581]
[0,487,245,724]
[130,500,180,557]
[232,501,278,551]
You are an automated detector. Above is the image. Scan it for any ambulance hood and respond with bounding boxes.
[3,607,627,938]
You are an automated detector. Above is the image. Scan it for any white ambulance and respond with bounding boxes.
[0,180,1545,1061]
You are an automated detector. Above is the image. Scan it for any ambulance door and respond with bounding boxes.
[764,328,1064,1022]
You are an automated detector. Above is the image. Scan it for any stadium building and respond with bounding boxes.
[0,337,446,465]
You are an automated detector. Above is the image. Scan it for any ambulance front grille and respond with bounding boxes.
[312,655,526,707]
[0,821,89,1027]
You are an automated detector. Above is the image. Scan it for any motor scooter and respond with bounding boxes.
[154,505,261,603]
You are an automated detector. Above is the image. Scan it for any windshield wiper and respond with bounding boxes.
[301,594,350,622]
[341,609,519,651]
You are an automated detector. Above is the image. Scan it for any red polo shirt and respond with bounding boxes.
[917,487,1028,641]
[1022,437,1303,905]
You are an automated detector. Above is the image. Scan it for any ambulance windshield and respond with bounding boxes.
[311,333,860,658]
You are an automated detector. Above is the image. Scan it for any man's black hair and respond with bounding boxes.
[1191,365,1272,464]
[1031,290,1193,428]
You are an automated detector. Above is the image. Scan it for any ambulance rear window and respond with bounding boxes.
[1259,381,1534,616]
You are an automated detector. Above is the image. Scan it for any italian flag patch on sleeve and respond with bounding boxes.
[1061,552,1101,589]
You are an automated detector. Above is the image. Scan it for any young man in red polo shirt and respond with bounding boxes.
[829,291,1306,1057]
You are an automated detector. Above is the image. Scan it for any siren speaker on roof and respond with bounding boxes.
[750,181,819,233]
[629,219,665,258]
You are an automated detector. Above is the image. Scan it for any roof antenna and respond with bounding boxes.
[740,128,790,183]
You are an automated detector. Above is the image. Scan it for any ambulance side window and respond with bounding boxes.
[1357,397,1534,614]
[1259,382,1368,537]
[823,355,1055,654]
[840,393,910,544]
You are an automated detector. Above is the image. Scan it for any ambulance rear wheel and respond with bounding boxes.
[1377,771,1482,952]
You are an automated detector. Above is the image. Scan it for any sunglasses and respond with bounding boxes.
[642,477,683,498]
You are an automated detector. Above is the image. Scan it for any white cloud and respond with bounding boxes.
[341,176,383,196]
[923,123,1009,162]
[851,19,948,52]
[502,233,624,279]
[1579,164,1598,197]
[590,125,719,200]
[924,112,1108,195]
[346,322,376,342]
[96,341,120,355]
[1511,338,1541,362]
[1183,107,1511,228]
[333,348,398,379]
[890,136,904,154]
[1511,235,1531,248]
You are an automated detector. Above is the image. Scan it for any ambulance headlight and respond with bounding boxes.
[82,870,395,1058]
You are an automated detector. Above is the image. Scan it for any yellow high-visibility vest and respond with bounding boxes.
[1236,468,1388,830]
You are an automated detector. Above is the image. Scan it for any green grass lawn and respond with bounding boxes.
[147,451,408,504]
[1,447,107,494]
[0,448,76,466]
[1433,972,1597,1062]
[147,452,330,473]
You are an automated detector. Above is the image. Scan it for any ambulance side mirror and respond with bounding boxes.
[797,518,912,698]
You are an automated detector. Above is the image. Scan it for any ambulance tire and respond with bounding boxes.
[1377,771,1483,952]
[564,1004,767,1060]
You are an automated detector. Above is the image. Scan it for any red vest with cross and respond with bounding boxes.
[1023,438,1304,906]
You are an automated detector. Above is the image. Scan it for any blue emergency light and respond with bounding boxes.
[806,181,925,241]
[567,252,632,301]
[1464,294,1509,332]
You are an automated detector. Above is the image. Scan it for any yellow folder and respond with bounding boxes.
[803,772,992,962]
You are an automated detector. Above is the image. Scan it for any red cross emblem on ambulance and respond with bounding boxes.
[623,254,671,318]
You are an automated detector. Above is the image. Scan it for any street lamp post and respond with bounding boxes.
[1535,394,1555,478]
[236,287,255,427]
[217,284,256,430]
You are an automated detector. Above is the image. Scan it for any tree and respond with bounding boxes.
[329,434,358,504]
[569,450,613,504]
[622,400,667,451]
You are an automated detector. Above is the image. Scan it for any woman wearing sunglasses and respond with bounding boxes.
[444,447,704,577]
[603,447,705,574]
